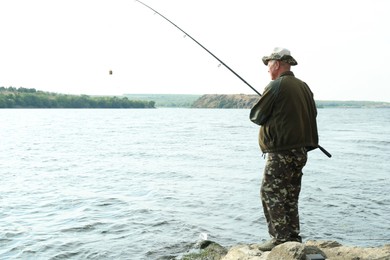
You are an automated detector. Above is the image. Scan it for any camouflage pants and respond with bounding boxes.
[260,148,307,243]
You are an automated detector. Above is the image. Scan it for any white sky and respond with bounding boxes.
[1,0,389,101]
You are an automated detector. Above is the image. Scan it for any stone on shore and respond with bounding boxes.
[181,240,390,260]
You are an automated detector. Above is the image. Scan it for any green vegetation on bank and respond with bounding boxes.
[124,94,201,108]
[0,87,155,108]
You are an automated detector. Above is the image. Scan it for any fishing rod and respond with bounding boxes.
[135,0,332,158]
[134,0,261,96]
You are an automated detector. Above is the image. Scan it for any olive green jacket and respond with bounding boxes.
[250,71,319,153]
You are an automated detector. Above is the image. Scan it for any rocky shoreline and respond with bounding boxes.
[182,240,390,260]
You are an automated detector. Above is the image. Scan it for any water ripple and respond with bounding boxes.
[0,108,389,259]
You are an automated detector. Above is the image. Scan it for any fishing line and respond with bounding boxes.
[134,0,261,96]
[135,0,331,158]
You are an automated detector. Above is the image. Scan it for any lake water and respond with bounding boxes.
[0,108,389,259]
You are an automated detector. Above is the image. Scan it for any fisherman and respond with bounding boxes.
[250,47,319,251]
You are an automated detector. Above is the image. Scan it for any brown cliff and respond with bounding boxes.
[192,94,259,109]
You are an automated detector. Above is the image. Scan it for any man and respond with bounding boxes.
[250,47,319,251]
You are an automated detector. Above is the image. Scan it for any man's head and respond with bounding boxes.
[262,47,297,80]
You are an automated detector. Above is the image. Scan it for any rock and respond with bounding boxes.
[181,240,390,260]
[267,242,305,260]
[181,240,228,260]
[305,240,390,260]
[222,244,269,260]
[306,240,343,248]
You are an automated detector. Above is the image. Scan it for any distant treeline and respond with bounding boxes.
[315,100,390,108]
[0,87,155,108]
[124,94,201,108]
